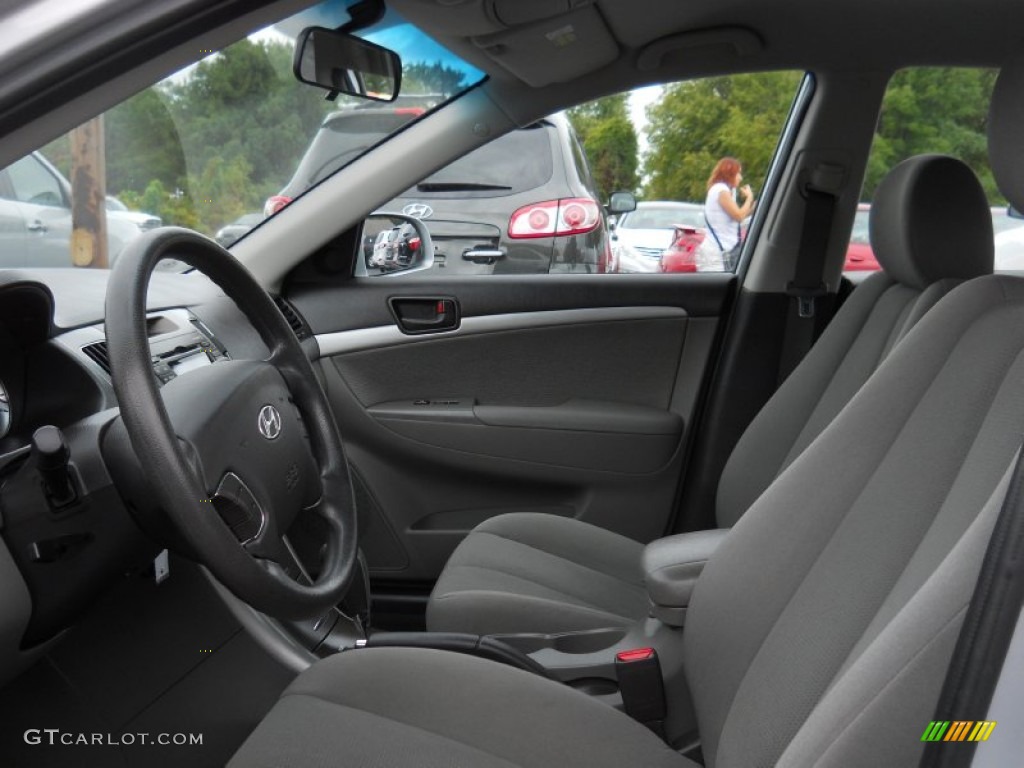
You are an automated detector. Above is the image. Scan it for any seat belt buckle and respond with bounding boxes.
[615,647,667,737]
[786,281,828,319]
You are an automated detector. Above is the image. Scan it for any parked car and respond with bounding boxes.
[848,204,1019,273]
[364,222,422,272]
[659,224,705,272]
[214,212,264,247]
[104,195,161,231]
[270,108,611,274]
[989,205,1024,270]
[843,202,880,271]
[3,2,1024,767]
[0,152,157,266]
[264,96,438,217]
[995,225,1024,270]
[611,200,704,273]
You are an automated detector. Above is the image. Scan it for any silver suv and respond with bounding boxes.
[0,152,160,267]
[268,104,613,274]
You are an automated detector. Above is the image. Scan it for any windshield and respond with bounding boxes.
[0,0,484,270]
[622,204,704,230]
[397,123,554,199]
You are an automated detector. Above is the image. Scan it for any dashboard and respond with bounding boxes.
[0,268,311,685]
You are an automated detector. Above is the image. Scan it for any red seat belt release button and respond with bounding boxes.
[615,647,667,737]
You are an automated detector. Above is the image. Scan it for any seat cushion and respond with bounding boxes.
[427,512,648,635]
[228,647,695,768]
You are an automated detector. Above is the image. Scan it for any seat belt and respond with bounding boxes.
[777,166,843,385]
[921,443,1024,767]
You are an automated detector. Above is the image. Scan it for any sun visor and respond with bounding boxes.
[473,4,618,87]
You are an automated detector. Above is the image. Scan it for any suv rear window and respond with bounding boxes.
[298,111,418,187]
[398,124,554,199]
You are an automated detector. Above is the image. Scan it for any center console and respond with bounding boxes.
[351,527,732,749]
[67,308,229,387]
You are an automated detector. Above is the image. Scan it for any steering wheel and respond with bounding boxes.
[105,227,357,619]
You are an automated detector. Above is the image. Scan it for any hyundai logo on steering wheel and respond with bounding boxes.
[258,405,282,440]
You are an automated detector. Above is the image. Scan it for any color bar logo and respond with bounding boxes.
[921,721,997,742]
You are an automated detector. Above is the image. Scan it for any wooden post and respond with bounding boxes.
[70,116,108,268]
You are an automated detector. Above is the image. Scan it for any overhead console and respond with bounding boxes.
[396,0,618,87]
[472,2,618,87]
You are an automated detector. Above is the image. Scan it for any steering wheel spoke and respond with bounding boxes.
[249,534,310,583]
[104,228,357,620]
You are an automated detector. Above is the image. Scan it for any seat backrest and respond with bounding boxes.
[716,154,993,526]
[683,62,1024,768]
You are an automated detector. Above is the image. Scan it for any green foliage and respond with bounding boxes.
[106,87,188,193]
[640,67,1001,206]
[864,68,999,201]
[38,39,484,239]
[120,180,200,229]
[567,95,639,199]
[403,62,471,97]
[81,39,335,234]
[642,72,802,202]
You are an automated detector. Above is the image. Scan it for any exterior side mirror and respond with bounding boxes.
[607,191,637,216]
[358,212,434,276]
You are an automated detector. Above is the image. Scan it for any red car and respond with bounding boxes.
[658,225,705,272]
[662,203,881,273]
[844,203,880,271]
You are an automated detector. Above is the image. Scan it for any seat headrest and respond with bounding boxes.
[990,51,1024,213]
[869,154,993,290]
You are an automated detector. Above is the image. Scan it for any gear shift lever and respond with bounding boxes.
[32,425,77,508]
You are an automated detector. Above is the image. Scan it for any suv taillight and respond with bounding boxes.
[264,195,292,217]
[508,198,601,238]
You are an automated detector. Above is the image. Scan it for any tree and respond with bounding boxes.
[403,62,471,96]
[640,68,1001,206]
[120,180,200,230]
[106,87,187,194]
[567,95,639,199]
[642,72,802,202]
[864,68,998,201]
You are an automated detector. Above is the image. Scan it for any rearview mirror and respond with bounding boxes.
[294,27,401,101]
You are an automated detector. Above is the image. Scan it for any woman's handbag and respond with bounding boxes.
[702,213,742,272]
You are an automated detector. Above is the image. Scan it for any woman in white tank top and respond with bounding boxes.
[698,157,756,271]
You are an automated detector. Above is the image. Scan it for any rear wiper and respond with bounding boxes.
[416,182,513,192]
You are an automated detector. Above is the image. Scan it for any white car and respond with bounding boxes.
[610,201,704,273]
[1,1,1024,766]
[994,214,1024,270]
[105,195,161,232]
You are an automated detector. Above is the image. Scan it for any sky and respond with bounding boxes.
[629,84,662,156]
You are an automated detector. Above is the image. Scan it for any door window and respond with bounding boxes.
[846,68,1004,274]
[354,72,804,277]
[6,155,65,207]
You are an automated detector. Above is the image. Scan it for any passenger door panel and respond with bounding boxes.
[294,275,730,581]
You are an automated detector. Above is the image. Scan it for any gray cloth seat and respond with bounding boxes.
[427,152,995,637]
[231,56,1024,768]
[231,647,693,768]
[232,268,1021,766]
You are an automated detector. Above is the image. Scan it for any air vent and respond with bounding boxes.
[273,296,311,340]
[81,341,112,375]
